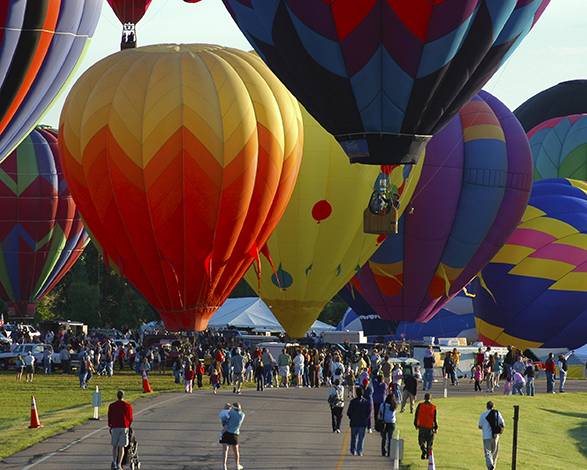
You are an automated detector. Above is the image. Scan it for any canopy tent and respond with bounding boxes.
[209,297,336,334]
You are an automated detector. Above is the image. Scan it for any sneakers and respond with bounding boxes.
[421,450,427,460]
[336,429,341,433]
[237,465,244,470]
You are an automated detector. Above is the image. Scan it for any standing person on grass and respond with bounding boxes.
[328,379,345,433]
[414,393,438,460]
[347,387,371,456]
[378,394,397,457]
[558,351,574,393]
[108,390,133,470]
[24,351,35,383]
[544,352,556,393]
[220,402,245,470]
[478,401,505,470]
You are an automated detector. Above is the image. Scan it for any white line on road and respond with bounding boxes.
[21,394,188,470]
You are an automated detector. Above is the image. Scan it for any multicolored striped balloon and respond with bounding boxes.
[0,0,102,162]
[0,128,89,319]
[60,45,304,331]
[527,115,587,182]
[473,178,587,350]
[220,0,549,165]
[349,92,533,322]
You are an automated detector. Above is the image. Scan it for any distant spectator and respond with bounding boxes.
[24,351,35,383]
[558,351,574,393]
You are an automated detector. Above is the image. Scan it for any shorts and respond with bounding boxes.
[294,366,303,376]
[111,428,129,447]
[26,365,34,373]
[220,432,239,446]
[278,366,290,376]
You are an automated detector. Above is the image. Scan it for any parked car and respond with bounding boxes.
[0,343,59,370]
[3,324,41,339]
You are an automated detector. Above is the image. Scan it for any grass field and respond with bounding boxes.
[394,392,587,469]
[0,370,185,459]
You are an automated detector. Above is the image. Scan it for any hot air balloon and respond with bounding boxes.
[514,80,587,132]
[60,45,304,332]
[338,289,476,342]
[107,1,152,49]
[0,128,89,320]
[0,0,102,163]
[349,92,533,323]
[473,178,587,350]
[526,115,587,181]
[243,107,421,338]
[220,0,550,166]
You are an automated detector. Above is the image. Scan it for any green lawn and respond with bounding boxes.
[0,370,184,459]
[394,392,587,469]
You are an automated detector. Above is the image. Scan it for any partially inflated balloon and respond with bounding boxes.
[473,179,587,350]
[527,115,587,181]
[244,107,421,337]
[221,0,549,165]
[60,45,303,331]
[0,128,89,319]
[0,0,102,162]
[350,92,532,322]
[107,0,152,24]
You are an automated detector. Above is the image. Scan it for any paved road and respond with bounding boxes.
[2,379,586,470]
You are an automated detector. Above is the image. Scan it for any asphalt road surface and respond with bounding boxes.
[3,379,587,470]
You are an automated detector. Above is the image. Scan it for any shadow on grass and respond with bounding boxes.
[541,408,587,459]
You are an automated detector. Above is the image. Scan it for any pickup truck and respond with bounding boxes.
[0,343,61,370]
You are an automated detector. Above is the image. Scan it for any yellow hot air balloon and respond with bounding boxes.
[245,108,422,337]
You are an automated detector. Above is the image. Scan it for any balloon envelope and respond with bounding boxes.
[527,114,587,182]
[0,128,89,319]
[60,45,303,331]
[350,92,532,322]
[107,0,152,24]
[245,107,421,338]
[473,178,587,350]
[222,0,549,165]
[0,0,102,162]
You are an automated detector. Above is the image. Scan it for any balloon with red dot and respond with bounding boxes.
[312,200,332,223]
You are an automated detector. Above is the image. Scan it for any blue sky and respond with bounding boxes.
[43,0,587,127]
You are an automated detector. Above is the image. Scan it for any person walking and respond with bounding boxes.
[220,402,245,470]
[378,394,397,457]
[231,348,245,394]
[401,372,418,413]
[108,390,133,470]
[474,364,484,392]
[478,401,505,470]
[558,351,574,393]
[184,364,195,393]
[346,387,371,456]
[423,347,434,391]
[277,348,292,388]
[544,352,556,393]
[24,351,35,383]
[261,348,274,388]
[254,356,264,392]
[414,393,438,460]
[524,360,535,396]
[372,373,387,425]
[328,379,345,433]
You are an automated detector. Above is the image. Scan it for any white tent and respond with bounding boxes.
[208,297,336,334]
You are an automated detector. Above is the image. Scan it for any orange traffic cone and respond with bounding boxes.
[29,395,42,428]
[428,449,436,470]
[142,371,153,393]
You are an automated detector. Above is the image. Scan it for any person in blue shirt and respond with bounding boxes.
[220,402,245,470]
[346,387,371,456]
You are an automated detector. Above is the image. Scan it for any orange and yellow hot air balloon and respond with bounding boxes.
[59,44,303,331]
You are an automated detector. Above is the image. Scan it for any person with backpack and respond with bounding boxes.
[327,379,345,433]
[478,401,505,470]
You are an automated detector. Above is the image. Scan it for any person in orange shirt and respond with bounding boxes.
[414,393,438,460]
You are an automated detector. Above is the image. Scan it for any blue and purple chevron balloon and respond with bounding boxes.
[221,0,549,164]
[473,179,587,350]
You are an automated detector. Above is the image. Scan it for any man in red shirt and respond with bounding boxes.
[108,390,133,470]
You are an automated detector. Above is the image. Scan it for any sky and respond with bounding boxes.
[43,0,587,127]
